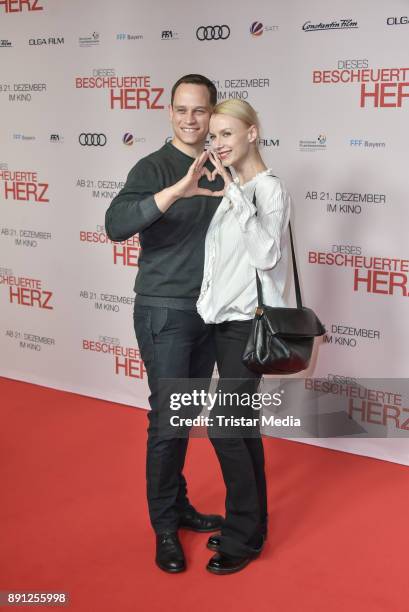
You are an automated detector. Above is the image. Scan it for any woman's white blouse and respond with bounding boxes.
[197,169,291,324]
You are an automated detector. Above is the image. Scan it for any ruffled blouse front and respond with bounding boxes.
[197,170,291,324]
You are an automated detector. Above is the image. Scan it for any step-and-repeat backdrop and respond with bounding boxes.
[1,0,409,465]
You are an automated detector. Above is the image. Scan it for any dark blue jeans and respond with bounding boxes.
[209,320,267,558]
[133,304,215,534]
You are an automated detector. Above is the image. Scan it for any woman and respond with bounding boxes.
[197,99,291,574]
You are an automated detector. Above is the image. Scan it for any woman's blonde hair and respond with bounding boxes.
[212,99,259,129]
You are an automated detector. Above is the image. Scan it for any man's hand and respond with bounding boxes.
[154,151,224,213]
[174,151,225,198]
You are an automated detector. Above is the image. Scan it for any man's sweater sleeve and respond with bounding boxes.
[105,158,164,241]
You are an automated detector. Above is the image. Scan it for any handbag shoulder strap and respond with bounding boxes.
[253,191,303,308]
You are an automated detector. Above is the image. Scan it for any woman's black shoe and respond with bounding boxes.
[156,532,186,573]
[207,534,221,551]
[206,552,259,575]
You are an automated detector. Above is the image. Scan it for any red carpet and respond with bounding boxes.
[0,377,407,612]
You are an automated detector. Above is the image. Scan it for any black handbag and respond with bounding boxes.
[242,218,326,375]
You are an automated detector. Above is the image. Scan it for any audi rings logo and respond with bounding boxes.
[196,25,230,41]
[78,133,107,146]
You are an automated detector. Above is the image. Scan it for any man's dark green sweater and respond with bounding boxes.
[105,142,223,308]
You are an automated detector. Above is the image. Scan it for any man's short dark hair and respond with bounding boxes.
[171,74,217,107]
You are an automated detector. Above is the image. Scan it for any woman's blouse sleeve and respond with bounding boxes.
[225,177,291,270]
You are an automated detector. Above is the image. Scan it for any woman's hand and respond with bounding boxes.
[208,150,233,188]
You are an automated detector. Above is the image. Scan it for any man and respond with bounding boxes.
[105,75,224,573]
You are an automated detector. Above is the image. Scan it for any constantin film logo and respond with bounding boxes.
[302,19,358,32]
[0,0,43,12]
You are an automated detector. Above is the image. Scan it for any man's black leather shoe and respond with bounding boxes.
[156,532,186,573]
[179,509,223,533]
[206,551,259,575]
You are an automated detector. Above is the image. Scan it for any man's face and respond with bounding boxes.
[170,83,212,151]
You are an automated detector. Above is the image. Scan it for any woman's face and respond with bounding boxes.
[209,114,255,167]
